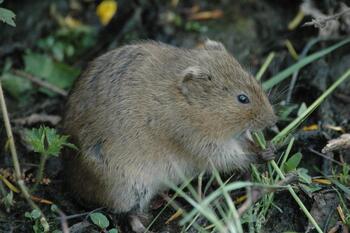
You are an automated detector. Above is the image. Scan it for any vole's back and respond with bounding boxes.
[65,42,199,139]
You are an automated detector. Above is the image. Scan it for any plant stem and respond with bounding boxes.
[253,132,323,233]
[256,52,275,81]
[270,160,323,233]
[0,82,49,232]
[33,153,48,191]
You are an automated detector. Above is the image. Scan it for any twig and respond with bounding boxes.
[303,7,350,28]
[237,172,298,216]
[12,69,68,97]
[334,93,350,103]
[0,82,49,231]
[57,207,104,220]
[308,147,343,166]
[13,113,61,126]
[57,209,69,233]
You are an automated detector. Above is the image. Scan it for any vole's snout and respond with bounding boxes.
[266,114,277,128]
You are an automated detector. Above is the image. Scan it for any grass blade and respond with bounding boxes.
[256,52,275,81]
[272,67,350,144]
[212,167,243,233]
[262,38,350,90]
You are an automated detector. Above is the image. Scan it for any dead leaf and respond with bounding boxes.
[337,205,346,223]
[188,9,223,21]
[165,209,183,224]
[322,134,350,153]
[324,124,345,133]
[312,178,332,185]
[303,124,319,131]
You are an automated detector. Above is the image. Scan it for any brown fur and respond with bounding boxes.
[63,40,276,216]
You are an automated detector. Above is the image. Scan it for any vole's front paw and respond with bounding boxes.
[258,143,276,162]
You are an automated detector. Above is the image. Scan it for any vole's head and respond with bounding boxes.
[177,40,276,139]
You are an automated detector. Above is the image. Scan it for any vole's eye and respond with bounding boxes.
[237,94,250,104]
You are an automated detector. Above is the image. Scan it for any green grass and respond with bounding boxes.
[262,38,350,90]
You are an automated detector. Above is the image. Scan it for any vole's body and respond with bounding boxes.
[64,40,276,231]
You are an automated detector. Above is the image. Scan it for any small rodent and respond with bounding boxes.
[63,40,276,232]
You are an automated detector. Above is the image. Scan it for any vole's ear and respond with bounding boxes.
[204,39,226,51]
[178,66,212,98]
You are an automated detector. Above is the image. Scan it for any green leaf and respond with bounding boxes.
[52,230,62,233]
[25,211,32,219]
[0,7,15,27]
[279,104,299,121]
[45,127,67,157]
[1,190,14,209]
[283,152,302,172]
[33,224,40,233]
[30,209,42,219]
[1,72,33,100]
[108,229,118,233]
[89,212,110,229]
[300,183,322,194]
[297,103,307,117]
[50,204,59,213]
[23,52,80,95]
[330,178,350,196]
[26,126,76,157]
[25,127,46,155]
[297,168,312,184]
[263,38,350,90]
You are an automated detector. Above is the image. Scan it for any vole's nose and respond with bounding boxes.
[266,114,278,128]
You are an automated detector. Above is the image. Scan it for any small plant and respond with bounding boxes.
[25,126,76,190]
[0,0,15,27]
[0,189,14,212]
[89,212,118,233]
[338,163,350,185]
[37,25,97,62]
[25,209,48,233]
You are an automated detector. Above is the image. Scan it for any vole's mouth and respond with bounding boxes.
[245,129,253,141]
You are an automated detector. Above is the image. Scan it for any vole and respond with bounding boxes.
[63,40,277,232]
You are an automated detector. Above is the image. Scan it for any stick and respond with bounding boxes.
[303,7,350,28]
[12,69,68,97]
[0,82,49,232]
[57,209,69,233]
